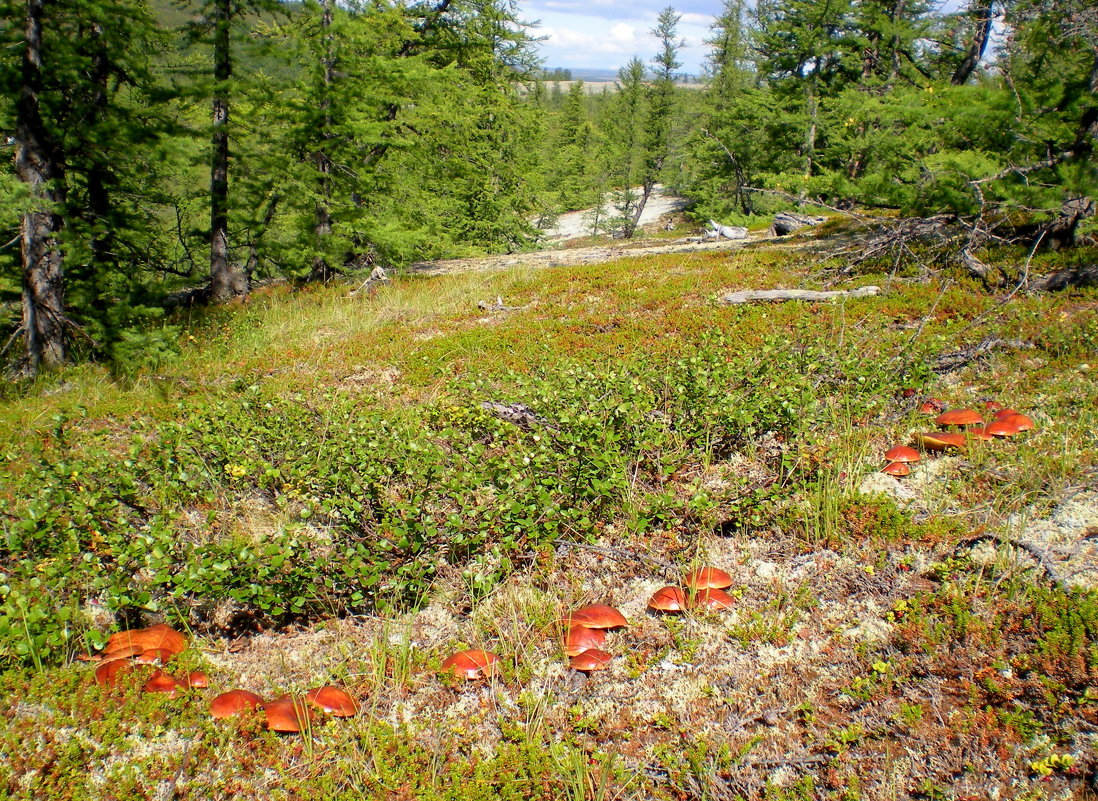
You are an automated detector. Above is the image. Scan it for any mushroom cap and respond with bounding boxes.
[919,398,946,413]
[94,658,135,688]
[882,461,910,476]
[692,588,735,610]
[143,669,182,697]
[993,409,1020,420]
[562,625,607,658]
[883,445,920,463]
[185,671,209,689]
[1001,413,1034,431]
[985,419,1019,437]
[105,623,187,657]
[914,432,966,451]
[968,427,996,441]
[210,689,264,719]
[569,649,613,672]
[984,400,1004,411]
[94,645,144,663]
[935,409,984,427]
[263,696,315,733]
[647,586,689,613]
[901,387,919,398]
[304,685,359,717]
[440,649,501,680]
[133,648,174,666]
[684,566,733,590]
[567,604,628,630]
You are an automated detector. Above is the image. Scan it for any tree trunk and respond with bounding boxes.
[625,181,653,238]
[209,0,246,301]
[309,0,336,282]
[16,0,67,373]
[951,0,994,86]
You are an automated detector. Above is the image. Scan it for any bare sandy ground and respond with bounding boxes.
[537,185,691,243]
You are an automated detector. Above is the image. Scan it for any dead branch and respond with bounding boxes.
[553,539,677,576]
[722,286,880,304]
[932,337,1036,374]
[954,534,1067,589]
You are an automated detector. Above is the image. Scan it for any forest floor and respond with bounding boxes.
[1,227,1097,801]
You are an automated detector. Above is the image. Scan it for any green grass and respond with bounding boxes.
[1,242,1097,799]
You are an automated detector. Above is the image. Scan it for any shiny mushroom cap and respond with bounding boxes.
[968,427,996,441]
[692,588,735,610]
[882,461,911,476]
[305,685,359,717]
[94,658,135,688]
[105,623,187,657]
[935,409,984,427]
[569,649,613,672]
[210,689,264,719]
[919,398,947,414]
[185,671,209,689]
[883,445,920,464]
[684,567,733,590]
[562,625,607,658]
[1001,413,1035,431]
[985,419,1019,437]
[263,696,315,733]
[914,432,967,452]
[134,648,174,666]
[440,649,502,680]
[993,409,1020,420]
[567,604,628,630]
[143,670,183,697]
[647,586,689,613]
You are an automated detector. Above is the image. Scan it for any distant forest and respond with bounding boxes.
[2,0,1095,374]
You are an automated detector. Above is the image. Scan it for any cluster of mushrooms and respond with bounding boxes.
[882,398,1037,477]
[85,623,358,733]
[441,568,736,681]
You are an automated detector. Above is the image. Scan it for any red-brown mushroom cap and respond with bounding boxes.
[914,432,967,452]
[1001,413,1035,431]
[185,671,209,689]
[919,398,946,413]
[143,669,182,697]
[692,588,735,610]
[569,649,613,672]
[984,400,1004,412]
[567,604,628,630]
[901,387,919,398]
[440,649,501,680]
[883,445,920,464]
[647,586,689,613]
[985,419,1019,437]
[993,409,1020,420]
[106,623,187,657]
[263,696,315,733]
[684,567,733,590]
[968,427,995,441]
[94,658,134,688]
[304,685,359,717]
[882,461,911,476]
[562,625,607,658]
[210,689,264,719]
[134,648,174,666]
[935,409,984,427]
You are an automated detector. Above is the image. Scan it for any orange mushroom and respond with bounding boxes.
[304,685,359,717]
[184,671,209,689]
[993,409,1020,420]
[94,659,135,689]
[914,432,966,452]
[882,461,911,476]
[105,623,187,657]
[1001,413,1035,431]
[684,567,733,590]
[567,604,628,630]
[143,670,183,697]
[210,689,264,719]
[883,445,920,464]
[440,649,501,680]
[134,648,174,666]
[935,409,984,427]
[968,427,995,441]
[263,696,315,733]
[562,625,607,658]
[985,419,1019,438]
[692,588,735,610]
[569,649,613,672]
[647,586,689,613]
[919,398,947,414]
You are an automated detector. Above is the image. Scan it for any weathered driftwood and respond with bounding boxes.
[933,337,1036,374]
[721,286,880,305]
[769,212,825,236]
[706,219,748,240]
[477,296,527,312]
[479,401,555,429]
[1031,264,1098,292]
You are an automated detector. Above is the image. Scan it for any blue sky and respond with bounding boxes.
[521,0,722,75]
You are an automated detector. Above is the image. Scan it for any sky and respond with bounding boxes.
[520,0,723,76]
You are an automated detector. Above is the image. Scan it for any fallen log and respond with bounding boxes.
[721,286,880,304]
